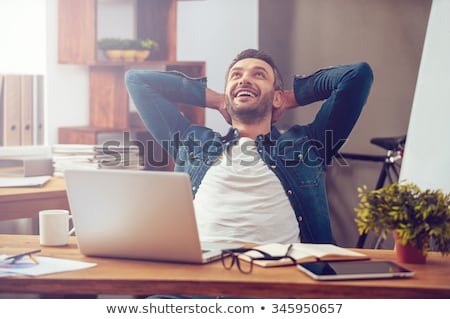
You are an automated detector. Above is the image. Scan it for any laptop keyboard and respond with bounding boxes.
[201,242,243,252]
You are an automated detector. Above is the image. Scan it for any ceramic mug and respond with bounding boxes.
[39,209,75,246]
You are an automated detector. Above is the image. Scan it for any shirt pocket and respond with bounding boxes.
[277,137,324,187]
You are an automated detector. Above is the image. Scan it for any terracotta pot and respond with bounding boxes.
[393,232,427,264]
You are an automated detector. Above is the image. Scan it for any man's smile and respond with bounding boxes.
[233,87,259,103]
[236,90,256,98]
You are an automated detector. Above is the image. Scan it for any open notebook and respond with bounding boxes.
[64,169,241,264]
[239,243,369,267]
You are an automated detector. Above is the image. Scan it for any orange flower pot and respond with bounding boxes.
[393,232,427,264]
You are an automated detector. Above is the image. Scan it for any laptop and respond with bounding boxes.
[64,168,241,264]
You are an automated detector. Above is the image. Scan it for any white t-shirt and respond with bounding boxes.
[193,137,300,244]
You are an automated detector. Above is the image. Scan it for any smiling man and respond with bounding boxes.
[125,49,373,245]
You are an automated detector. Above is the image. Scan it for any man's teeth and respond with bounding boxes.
[237,91,256,97]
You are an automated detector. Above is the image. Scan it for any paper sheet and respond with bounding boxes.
[0,175,51,187]
[0,255,97,276]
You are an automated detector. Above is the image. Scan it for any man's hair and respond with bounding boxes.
[226,49,284,90]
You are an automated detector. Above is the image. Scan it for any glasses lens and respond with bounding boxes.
[221,251,235,270]
[236,256,253,274]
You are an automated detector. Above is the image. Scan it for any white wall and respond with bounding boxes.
[177,0,259,135]
[400,0,450,193]
[0,0,46,74]
[46,0,90,145]
[97,0,136,40]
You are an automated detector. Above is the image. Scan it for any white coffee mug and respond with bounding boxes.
[39,209,75,246]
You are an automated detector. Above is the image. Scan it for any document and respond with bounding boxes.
[0,255,97,277]
[239,243,369,267]
[0,175,51,187]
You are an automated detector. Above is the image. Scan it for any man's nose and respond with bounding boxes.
[239,73,251,85]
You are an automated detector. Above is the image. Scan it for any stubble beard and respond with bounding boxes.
[225,92,274,125]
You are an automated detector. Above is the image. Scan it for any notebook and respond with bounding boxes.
[238,243,369,267]
[64,168,241,264]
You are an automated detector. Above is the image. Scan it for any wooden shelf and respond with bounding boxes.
[87,60,207,68]
[58,0,177,64]
[57,0,205,172]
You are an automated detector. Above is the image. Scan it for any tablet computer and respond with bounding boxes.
[297,260,415,281]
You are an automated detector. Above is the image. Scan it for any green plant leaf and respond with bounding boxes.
[354,182,450,256]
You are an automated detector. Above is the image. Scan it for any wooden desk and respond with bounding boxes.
[0,177,69,221]
[1,235,449,298]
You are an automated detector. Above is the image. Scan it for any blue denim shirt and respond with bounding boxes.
[125,62,373,244]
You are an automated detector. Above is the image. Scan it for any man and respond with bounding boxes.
[125,49,373,245]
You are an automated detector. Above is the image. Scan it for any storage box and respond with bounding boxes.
[0,157,53,177]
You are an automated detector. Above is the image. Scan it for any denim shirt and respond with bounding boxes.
[125,62,373,244]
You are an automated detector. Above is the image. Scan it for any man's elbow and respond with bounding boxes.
[124,69,141,88]
[353,62,374,87]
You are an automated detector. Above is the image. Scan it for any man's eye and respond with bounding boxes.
[255,72,265,78]
[230,72,241,79]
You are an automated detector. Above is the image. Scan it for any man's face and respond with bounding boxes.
[225,58,277,124]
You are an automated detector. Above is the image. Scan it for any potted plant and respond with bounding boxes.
[120,39,140,62]
[354,182,450,263]
[135,38,159,62]
[140,38,159,51]
[97,38,159,62]
[97,38,124,62]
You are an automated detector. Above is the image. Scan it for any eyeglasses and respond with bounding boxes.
[221,244,295,274]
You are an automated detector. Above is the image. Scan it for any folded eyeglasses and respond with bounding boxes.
[220,244,295,274]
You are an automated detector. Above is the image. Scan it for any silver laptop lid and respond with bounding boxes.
[64,169,206,263]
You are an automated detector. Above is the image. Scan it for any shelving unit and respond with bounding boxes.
[57,0,205,170]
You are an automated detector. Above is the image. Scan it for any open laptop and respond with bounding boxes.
[64,168,241,264]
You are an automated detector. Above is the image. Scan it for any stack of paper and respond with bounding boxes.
[52,144,143,176]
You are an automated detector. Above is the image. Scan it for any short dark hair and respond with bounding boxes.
[226,49,284,90]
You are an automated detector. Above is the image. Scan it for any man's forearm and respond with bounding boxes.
[205,88,224,110]
[293,63,373,106]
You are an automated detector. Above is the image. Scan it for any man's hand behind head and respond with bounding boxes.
[205,89,231,124]
[271,90,298,123]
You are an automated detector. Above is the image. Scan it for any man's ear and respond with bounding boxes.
[272,90,284,109]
